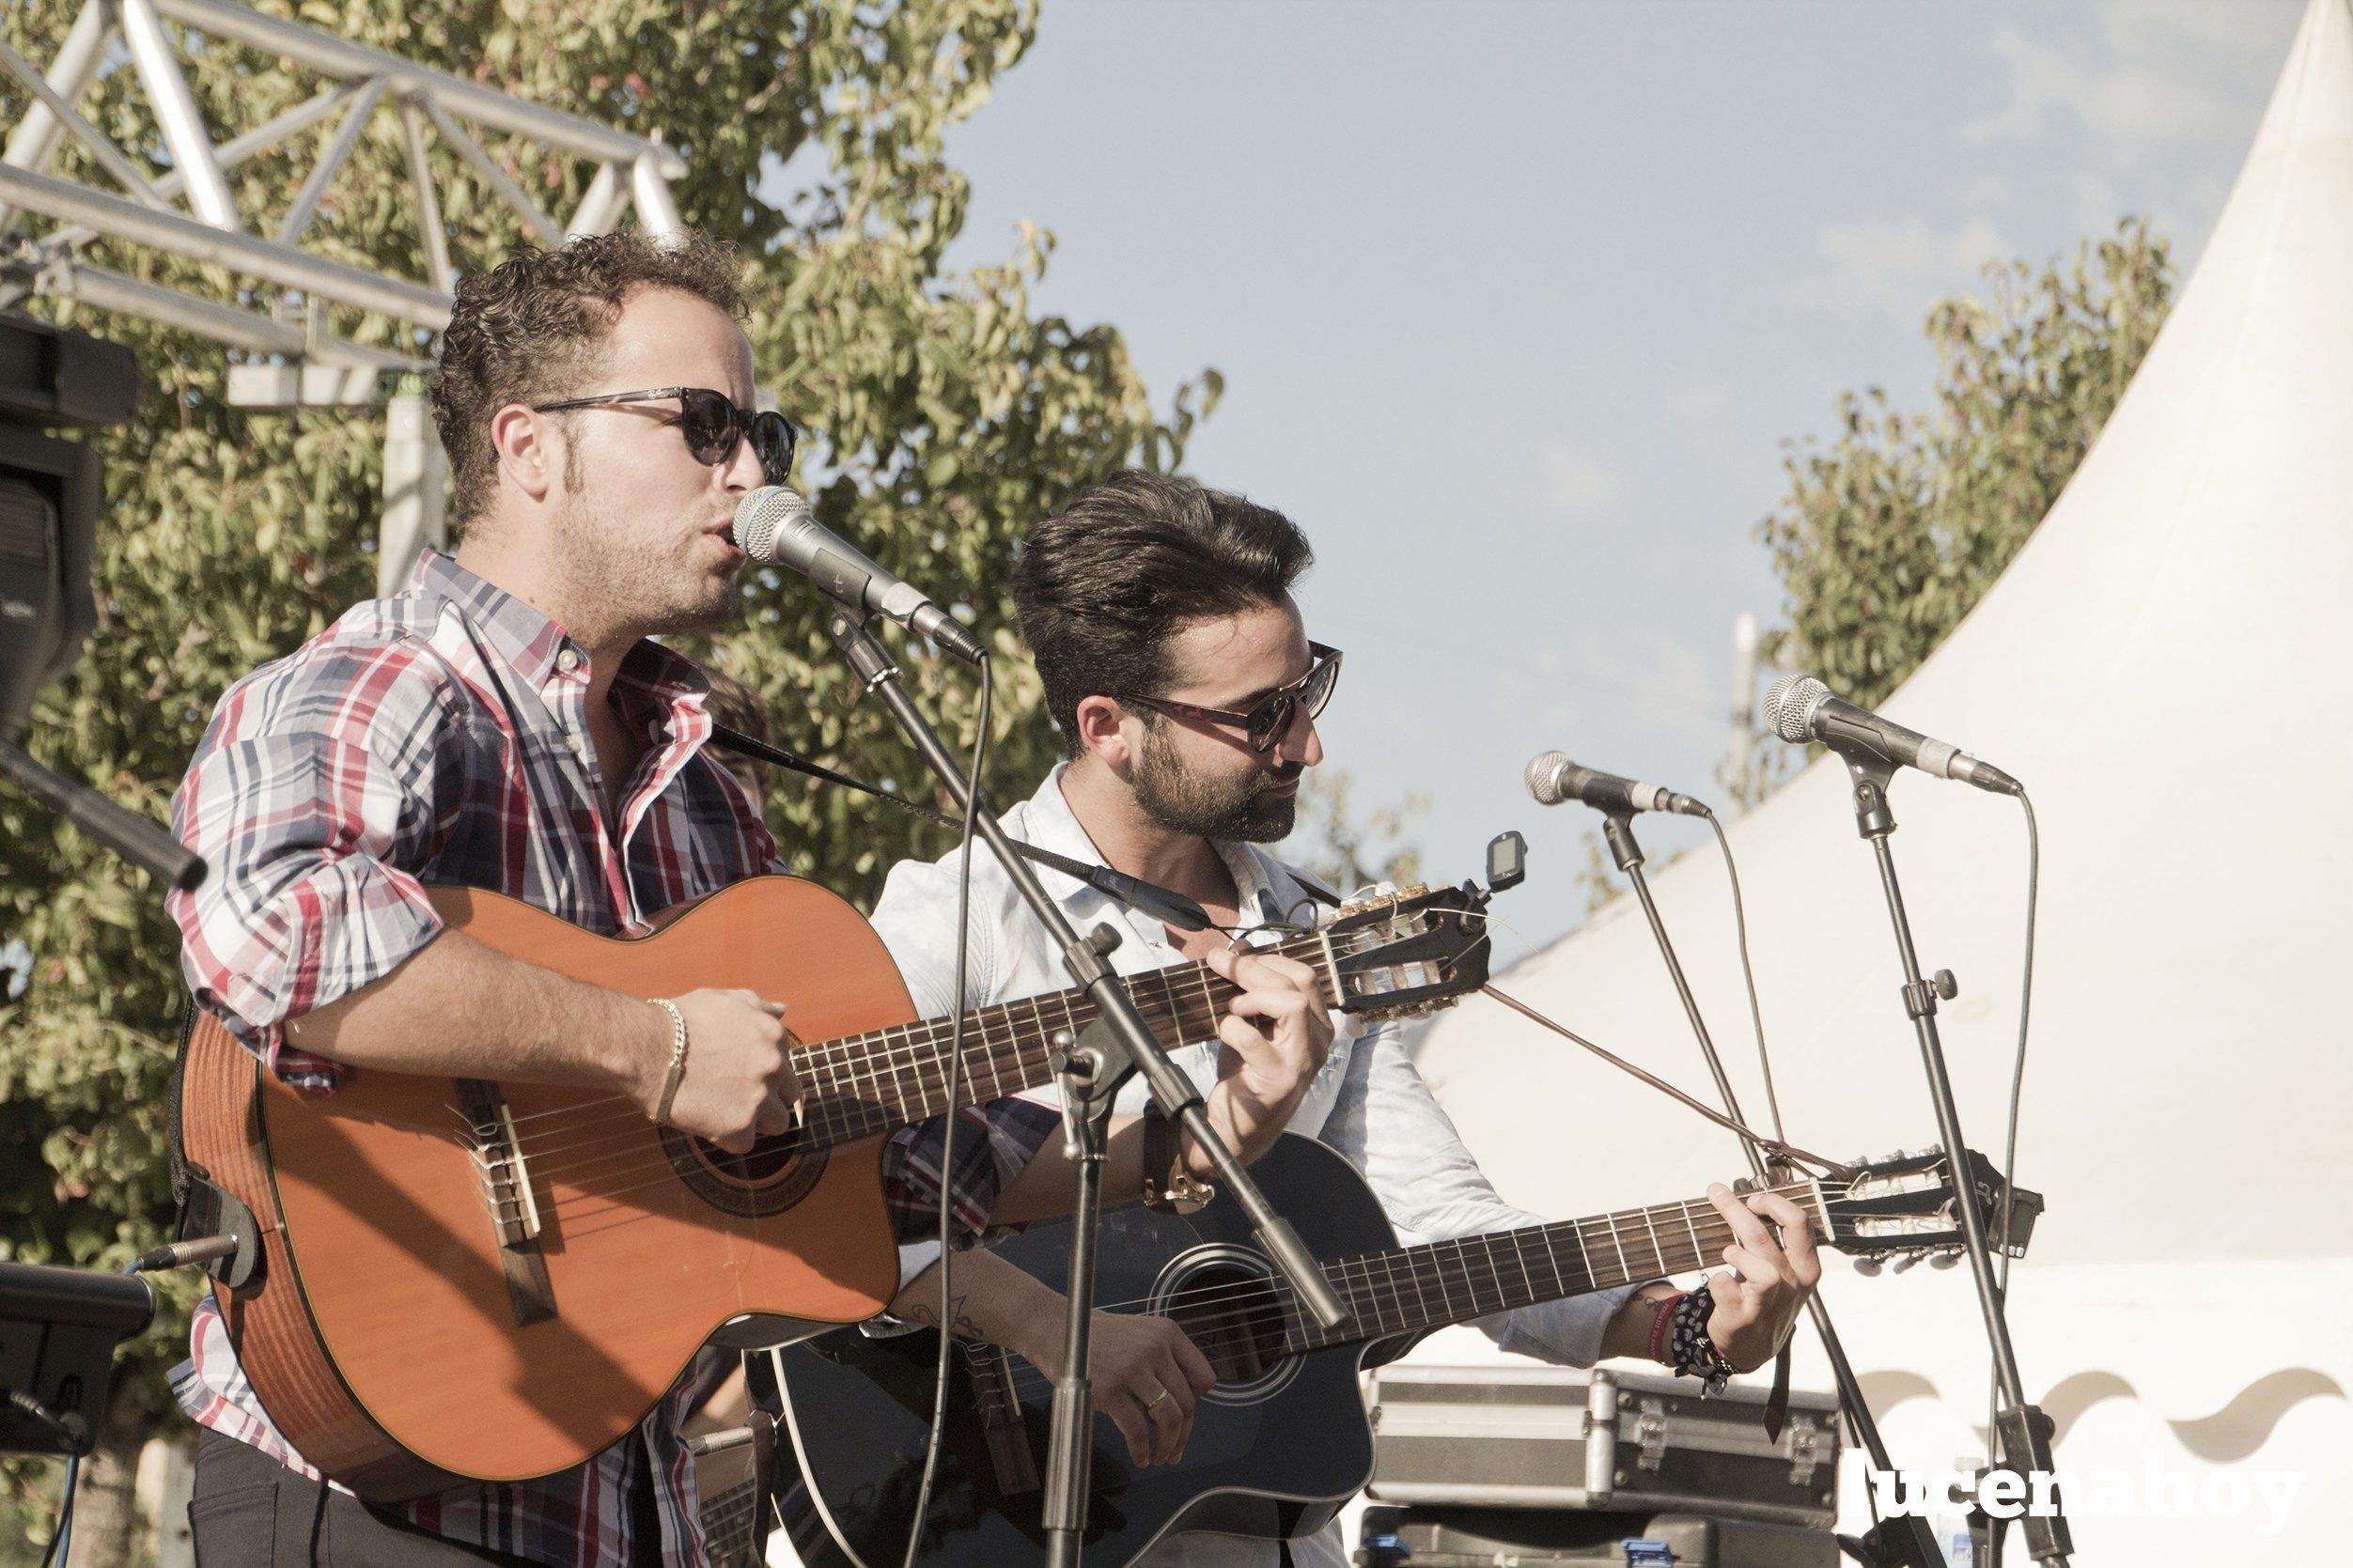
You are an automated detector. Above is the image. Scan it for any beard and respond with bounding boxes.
[1128,721,1301,843]
[551,483,737,638]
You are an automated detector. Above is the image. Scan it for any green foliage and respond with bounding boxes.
[0,0,1210,1548]
[1752,218,2174,734]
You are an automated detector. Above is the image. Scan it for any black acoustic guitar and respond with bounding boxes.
[767,1134,2039,1567]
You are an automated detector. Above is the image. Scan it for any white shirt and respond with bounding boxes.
[865,765,1645,1568]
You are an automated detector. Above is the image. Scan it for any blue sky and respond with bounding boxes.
[914,0,2301,959]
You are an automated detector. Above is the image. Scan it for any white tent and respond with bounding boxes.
[1405,0,2353,1558]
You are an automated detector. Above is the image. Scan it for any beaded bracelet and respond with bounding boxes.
[1669,1281,1737,1395]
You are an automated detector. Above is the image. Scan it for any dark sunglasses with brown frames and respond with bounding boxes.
[528,386,797,486]
[1117,642,1343,754]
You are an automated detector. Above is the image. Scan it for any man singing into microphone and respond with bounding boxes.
[833,472,1824,1568]
[164,236,1329,1566]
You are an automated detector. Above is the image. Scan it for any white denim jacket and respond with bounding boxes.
[865,765,1645,1568]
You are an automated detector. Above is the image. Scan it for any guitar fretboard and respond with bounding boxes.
[789,929,1344,1148]
[1288,1182,1831,1352]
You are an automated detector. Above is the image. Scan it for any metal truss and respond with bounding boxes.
[0,0,696,589]
[0,0,689,373]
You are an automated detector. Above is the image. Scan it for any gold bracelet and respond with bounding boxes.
[648,998,689,1125]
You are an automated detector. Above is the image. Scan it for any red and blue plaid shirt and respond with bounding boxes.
[167,551,1055,1567]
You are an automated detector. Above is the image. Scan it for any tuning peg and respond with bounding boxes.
[1853,1253,1885,1277]
[1891,1252,1923,1274]
[1931,1249,1961,1269]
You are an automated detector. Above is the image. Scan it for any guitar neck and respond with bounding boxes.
[697,1474,761,1566]
[793,930,1341,1145]
[1292,1182,1831,1351]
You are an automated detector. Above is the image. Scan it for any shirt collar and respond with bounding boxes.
[409,550,712,722]
[409,550,571,689]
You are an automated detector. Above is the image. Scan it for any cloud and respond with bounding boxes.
[1967,0,2291,153]
[1786,214,2011,324]
[1535,439,1627,518]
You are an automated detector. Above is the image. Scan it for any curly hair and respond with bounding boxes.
[429,230,746,536]
[1011,470,1315,756]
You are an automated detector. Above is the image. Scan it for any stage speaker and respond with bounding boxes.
[0,312,137,738]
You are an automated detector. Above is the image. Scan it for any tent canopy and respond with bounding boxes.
[1415,0,2353,1272]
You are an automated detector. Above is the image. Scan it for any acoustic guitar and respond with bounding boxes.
[177,875,1493,1498]
[770,1135,2040,1567]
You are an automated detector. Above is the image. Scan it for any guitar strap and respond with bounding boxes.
[707,722,955,826]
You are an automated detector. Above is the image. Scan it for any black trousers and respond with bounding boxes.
[188,1429,655,1567]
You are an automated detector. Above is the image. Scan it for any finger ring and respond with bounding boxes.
[1145,1389,1172,1408]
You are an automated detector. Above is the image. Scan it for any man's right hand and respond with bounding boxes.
[639,987,797,1153]
[1024,1310,1215,1468]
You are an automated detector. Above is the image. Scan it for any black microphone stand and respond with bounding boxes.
[1600,812,1945,1568]
[0,734,205,891]
[823,612,1352,1568]
[1838,761,2071,1566]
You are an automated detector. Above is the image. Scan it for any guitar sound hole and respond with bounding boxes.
[1167,1261,1290,1386]
[659,1119,826,1217]
[705,1130,799,1182]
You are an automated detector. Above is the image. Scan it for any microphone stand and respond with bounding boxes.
[0,734,206,892]
[1601,812,1945,1568]
[823,612,1352,1568]
[1838,761,2071,1566]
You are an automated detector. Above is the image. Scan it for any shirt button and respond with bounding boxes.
[556,648,579,674]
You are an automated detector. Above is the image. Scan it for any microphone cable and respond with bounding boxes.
[1702,806,1790,1154]
[1986,789,2042,1537]
[900,655,991,1568]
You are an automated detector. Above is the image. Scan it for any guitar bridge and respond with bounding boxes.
[475,1098,543,1248]
[456,1079,555,1326]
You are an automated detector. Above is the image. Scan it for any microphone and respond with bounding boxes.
[733,487,988,665]
[1525,752,1707,817]
[1765,675,2020,796]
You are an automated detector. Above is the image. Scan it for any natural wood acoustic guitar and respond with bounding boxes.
[176,874,1491,1498]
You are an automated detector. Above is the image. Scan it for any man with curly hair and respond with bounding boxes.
[165,230,1332,1565]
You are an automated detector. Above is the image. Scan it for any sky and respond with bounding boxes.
[873,0,2305,962]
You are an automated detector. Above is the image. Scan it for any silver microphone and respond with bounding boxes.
[1765,675,2020,796]
[732,487,987,665]
[1525,752,1708,817]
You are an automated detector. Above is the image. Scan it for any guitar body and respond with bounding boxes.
[774,1135,1398,1568]
[179,877,914,1498]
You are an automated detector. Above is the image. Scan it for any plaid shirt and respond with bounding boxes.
[167,551,1057,1567]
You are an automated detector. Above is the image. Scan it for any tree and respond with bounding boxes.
[1735,218,2174,803]
[0,2,1212,1555]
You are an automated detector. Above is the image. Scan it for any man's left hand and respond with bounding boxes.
[1699,1184,1822,1372]
[1195,942,1334,1169]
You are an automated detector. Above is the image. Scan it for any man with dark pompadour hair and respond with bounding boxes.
[842,470,1823,1568]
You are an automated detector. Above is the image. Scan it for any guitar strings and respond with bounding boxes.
[475,968,1259,1194]
[329,901,1449,1190]
[980,1203,1836,1400]
[440,903,1460,1192]
[451,922,1351,1157]
[545,1183,1846,1339]
[463,969,1234,1182]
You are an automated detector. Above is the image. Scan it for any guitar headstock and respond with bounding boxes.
[1323,881,1493,1022]
[1823,1148,2045,1273]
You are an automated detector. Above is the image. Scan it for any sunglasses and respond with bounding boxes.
[1120,642,1344,754]
[529,386,797,486]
